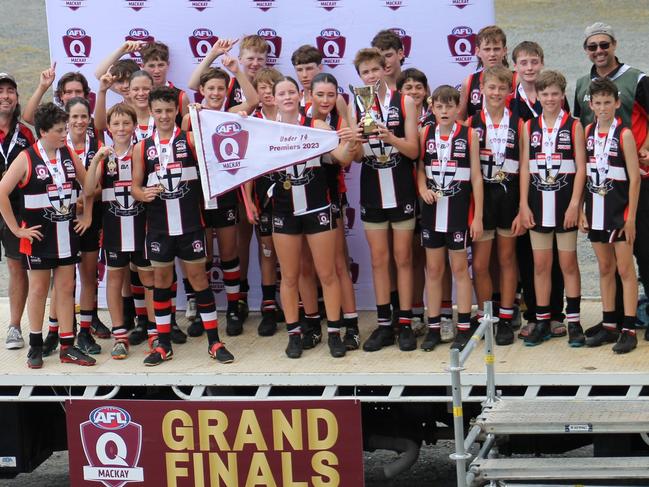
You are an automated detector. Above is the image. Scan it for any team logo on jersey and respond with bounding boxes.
[316,0,342,10]
[586,136,594,152]
[272,216,284,228]
[380,0,404,10]
[317,29,346,68]
[187,0,211,10]
[386,106,401,128]
[252,0,275,11]
[212,121,249,172]
[62,0,87,10]
[125,28,154,65]
[146,146,158,160]
[189,29,219,62]
[448,26,477,67]
[389,28,412,59]
[533,153,566,191]
[208,256,225,294]
[80,406,143,487]
[453,231,464,243]
[156,162,184,193]
[46,182,74,221]
[258,29,282,66]
[318,211,331,226]
[112,181,135,210]
[63,28,92,67]
[150,241,161,253]
[192,239,204,253]
[35,165,49,180]
[429,160,462,196]
[450,0,471,8]
[175,139,188,156]
[426,139,437,155]
[404,203,414,214]
[531,131,542,148]
[124,0,148,11]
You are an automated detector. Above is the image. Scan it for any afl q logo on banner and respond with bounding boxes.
[212,121,249,171]
[389,28,412,58]
[258,28,282,66]
[124,0,148,11]
[381,0,404,10]
[448,26,477,66]
[80,406,144,487]
[125,28,154,65]
[63,28,91,67]
[252,0,275,11]
[188,28,218,62]
[317,29,346,68]
[61,0,87,10]
[187,0,211,10]
[316,0,343,9]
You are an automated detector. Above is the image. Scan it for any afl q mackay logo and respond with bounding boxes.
[317,28,346,68]
[252,0,275,11]
[63,28,91,67]
[189,28,218,62]
[124,0,148,11]
[316,0,343,10]
[61,0,87,9]
[380,0,404,10]
[212,121,249,172]
[389,28,412,58]
[448,26,477,66]
[187,0,211,10]
[125,28,154,65]
[258,28,282,66]
[450,0,471,8]
[80,406,144,487]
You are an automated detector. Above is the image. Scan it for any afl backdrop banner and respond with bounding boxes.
[191,107,339,205]
[46,0,494,310]
[66,399,364,487]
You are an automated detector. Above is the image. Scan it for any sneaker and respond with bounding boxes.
[170,323,188,344]
[362,326,395,352]
[511,306,522,330]
[60,346,96,366]
[302,324,322,350]
[440,317,456,343]
[585,321,604,337]
[208,341,234,363]
[76,332,101,355]
[637,296,649,327]
[450,328,473,351]
[238,299,249,324]
[567,322,586,347]
[328,333,346,358]
[185,298,197,321]
[257,311,278,337]
[612,330,638,354]
[187,315,204,337]
[143,345,173,366]
[285,334,303,359]
[111,341,129,360]
[27,346,43,369]
[524,321,551,346]
[42,332,59,356]
[5,326,24,350]
[518,321,536,339]
[421,328,441,352]
[586,326,619,347]
[343,327,360,350]
[496,320,514,346]
[550,320,567,338]
[146,334,159,354]
[90,315,111,339]
[398,325,417,351]
[128,325,148,346]
[226,310,243,336]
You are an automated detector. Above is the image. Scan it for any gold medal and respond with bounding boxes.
[283,180,292,190]
[157,183,165,192]
[107,159,117,173]
[495,171,505,182]
[597,187,607,196]
[435,189,444,198]
[59,204,69,215]
[376,154,390,164]
[546,175,555,184]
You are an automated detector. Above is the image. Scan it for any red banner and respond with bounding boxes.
[66,399,364,487]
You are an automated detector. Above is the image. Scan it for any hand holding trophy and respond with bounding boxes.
[349,81,382,138]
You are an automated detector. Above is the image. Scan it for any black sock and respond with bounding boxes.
[29,332,43,347]
[390,290,399,311]
[377,303,391,326]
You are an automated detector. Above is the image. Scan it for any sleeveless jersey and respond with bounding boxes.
[469,110,522,184]
[100,150,146,252]
[142,129,203,235]
[251,107,278,211]
[224,78,244,111]
[527,113,578,230]
[466,70,517,118]
[18,144,80,258]
[356,90,416,209]
[1,122,35,212]
[508,84,571,122]
[315,107,345,199]
[72,130,103,231]
[272,116,330,216]
[584,121,630,231]
[167,81,186,127]
[421,124,474,232]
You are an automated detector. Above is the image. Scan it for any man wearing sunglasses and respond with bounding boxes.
[574,22,649,342]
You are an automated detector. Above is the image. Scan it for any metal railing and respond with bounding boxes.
[448,301,498,487]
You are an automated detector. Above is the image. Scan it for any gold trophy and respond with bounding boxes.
[350,82,381,138]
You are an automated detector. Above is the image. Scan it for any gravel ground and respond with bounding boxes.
[0,1,648,485]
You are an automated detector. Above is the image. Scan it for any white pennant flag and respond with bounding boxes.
[190,107,339,208]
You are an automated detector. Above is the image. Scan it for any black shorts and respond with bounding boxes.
[204,206,238,229]
[1,225,21,260]
[331,192,348,220]
[23,253,80,270]
[145,229,207,264]
[421,228,471,251]
[483,180,519,231]
[360,202,416,223]
[103,249,151,269]
[272,207,336,235]
[588,228,626,244]
[257,211,273,237]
